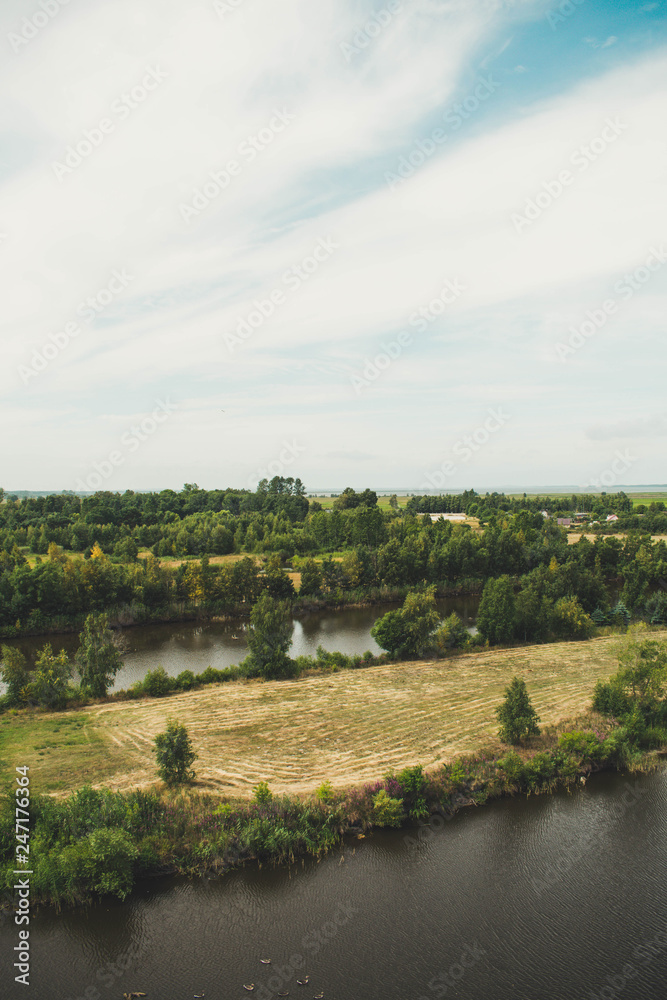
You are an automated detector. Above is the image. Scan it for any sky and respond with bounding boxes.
[1,0,666,494]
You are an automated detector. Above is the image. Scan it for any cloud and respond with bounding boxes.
[0,0,666,489]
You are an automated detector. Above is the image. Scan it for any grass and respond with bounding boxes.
[136,551,258,566]
[4,629,665,799]
[0,712,119,790]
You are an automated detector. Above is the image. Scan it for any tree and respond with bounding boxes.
[298,558,322,597]
[496,676,540,744]
[75,612,123,697]
[371,587,439,657]
[432,612,469,652]
[477,575,516,645]
[371,609,409,656]
[31,644,72,708]
[0,645,30,704]
[242,592,296,679]
[400,588,440,655]
[153,719,197,784]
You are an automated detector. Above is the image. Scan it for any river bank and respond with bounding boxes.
[5,766,667,1000]
[1,717,663,912]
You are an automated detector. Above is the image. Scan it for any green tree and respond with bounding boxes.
[153,719,197,784]
[371,587,439,657]
[0,645,30,704]
[298,558,322,597]
[242,592,296,679]
[371,609,409,656]
[400,587,440,655]
[496,676,540,744]
[432,612,469,652]
[31,643,72,708]
[477,575,517,645]
[75,612,123,697]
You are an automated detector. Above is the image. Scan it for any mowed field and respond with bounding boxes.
[5,630,665,800]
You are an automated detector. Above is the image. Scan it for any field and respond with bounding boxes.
[4,631,664,800]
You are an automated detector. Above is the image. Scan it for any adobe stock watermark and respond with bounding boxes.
[213,0,248,17]
[581,450,636,492]
[546,0,586,31]
[74,399,178,492]
[179,109,295,224]
[512,117,628,234]
[65,933,151,1000]
[246,440,306,490]
[8,0,73,55]
[531,780,647,897]
[340,1,402,63]
[554,245,666,361]
[52,68,168,181]
[251,901,358,1000]
[17,268,134,384]
[385,75,500,191]
[420,407,511,491]
[350,278,466,395]
[418,941,487,999]
[588,920,667,1000]
[224,236,339,353]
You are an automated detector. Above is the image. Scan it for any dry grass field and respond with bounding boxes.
[5,630,665,800]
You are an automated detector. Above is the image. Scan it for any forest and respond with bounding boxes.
[0,480,665,637]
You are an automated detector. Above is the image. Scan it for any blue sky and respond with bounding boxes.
[1,0,666,492]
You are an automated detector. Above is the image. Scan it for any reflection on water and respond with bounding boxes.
[5,595,481,690]
[3,768,667,1000]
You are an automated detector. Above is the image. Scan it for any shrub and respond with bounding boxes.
[395,765,428,819]
[371,788,405,827]
[175,669,198,691]
[558,731,604,763]
[592,679,630,718]
[432,613,469,652]
[0,646,30,705]
[59,827,138,901]
[31,644,73,708]
[253,781,273,804]
[497,750,525,787]
[142,665,175,697]
[153,720,197,785]
[315,780,334,803]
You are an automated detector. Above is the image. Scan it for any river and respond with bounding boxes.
[2,767,667,999]
[4,595,481,690]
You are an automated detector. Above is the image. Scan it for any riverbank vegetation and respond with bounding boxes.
[1,629,665,909]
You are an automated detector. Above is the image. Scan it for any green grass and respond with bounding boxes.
[0,712,121,792]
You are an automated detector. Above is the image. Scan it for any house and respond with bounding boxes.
[428,512,467,522]
[557,517,572,527]
[606,513,619,522]
[540,510,549,518]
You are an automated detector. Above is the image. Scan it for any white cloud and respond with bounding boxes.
[0,0,665,489]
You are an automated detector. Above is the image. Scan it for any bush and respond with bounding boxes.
[592,680,630,717]
[558,731,604,763]
[175,669,198,691]
[142,665,175,697]
[153,720,197,785]
[59,827,138,901]
[371,788,405,827]
[253,781,273,804]
[395,765,428,819]
[432,613,469,652]
[497,750,525,786]
[315,780,334,803]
